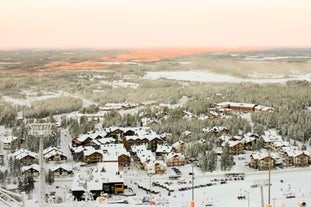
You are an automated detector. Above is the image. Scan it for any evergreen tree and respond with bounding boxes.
[207,151,217,172]
[46,170,54,185]
[301,144,307,150]
[19,176,35,194]
[220,142,234,171]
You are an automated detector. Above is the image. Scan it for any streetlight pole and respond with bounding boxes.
[191,164,195,207]
[246,191,250,207]
[267,151,272,207]
[149,174,152,206]
[253,180,268,207]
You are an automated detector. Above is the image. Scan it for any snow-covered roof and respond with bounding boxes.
[262,130,283,143]
[1,136,18,144]
[50,164,73,172]
[90,139,101,146]
[159,132,172,139]
[96,162,119,173]
[141,117,159,126]
[103,126,124,133]
[13,148,27,156]
[100,144,130,161]
[165,152,185,160]
[243,133,259,143]
[72,146,85,153]
[83,148,102,157]
[221,140,243,147]
[244,132,259,139]
[216,102,256,108]
[219,134,237,142]
[44,149,66,159]
[250,151,270,160]
[17,111,24,120]
[207,111,220,117]
[101,102,139,110]
[96,137,115,144]
[71,171,124,191]
[202,126,228,132]
[125,134,160,142]
[145,160,167,168]
[76,131,108,142]
[251,150,280,161]
[77,134,92,142]
[15,149,38,160]
[21,164,40,172]
[134,127,158,137]
[182,130,192,136]
[183,111,196,120]
[131,145,147,153]
[272,141,290,148]
[197,114,208,120]
[172,140,188,148]
[43,146,63,155]
[156,144,172,153]
[282,147,310,157]
[242,136,256,143]
[90,131,106,139]
[254,105,274,111]
[197,139,208,144]
[137,149,155,163]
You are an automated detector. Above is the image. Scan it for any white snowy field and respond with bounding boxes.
[145,71,311,83]
[17,164,311,207]
[123,166,311,207]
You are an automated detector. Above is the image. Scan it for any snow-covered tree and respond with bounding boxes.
[220,142,234,171]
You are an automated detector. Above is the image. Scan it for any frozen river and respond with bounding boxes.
[146,70,311,83]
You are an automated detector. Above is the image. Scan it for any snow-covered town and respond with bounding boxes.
[0,44,311,207]
[0,97,310,207]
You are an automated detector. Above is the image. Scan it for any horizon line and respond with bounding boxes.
[1,45,311,52]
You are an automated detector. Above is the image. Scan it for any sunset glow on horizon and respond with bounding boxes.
[1,0,311,49]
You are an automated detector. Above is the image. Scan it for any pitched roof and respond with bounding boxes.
[283,147,310,157]
[101,144,130,161]
[43,146,64,155]
[83,149,102,157]
[50,164,73,172]
[44,149,66,159]
[145,159,167,168]
[250,151,279,161]
[71,171,124,191]
[1,136,18,144]
[15,149,38,160]
[222,140,243,147]
[165,152,185,160]
[172,140,187,148]
[21,164,40,172]
[72,146,85,153]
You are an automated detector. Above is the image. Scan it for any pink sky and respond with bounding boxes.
[1,0,311,49]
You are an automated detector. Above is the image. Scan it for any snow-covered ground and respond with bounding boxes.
[18,164,311,207]
[1,66,310,207]
[145,70,311,83]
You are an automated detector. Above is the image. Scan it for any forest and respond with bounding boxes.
[0,49,310,174]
